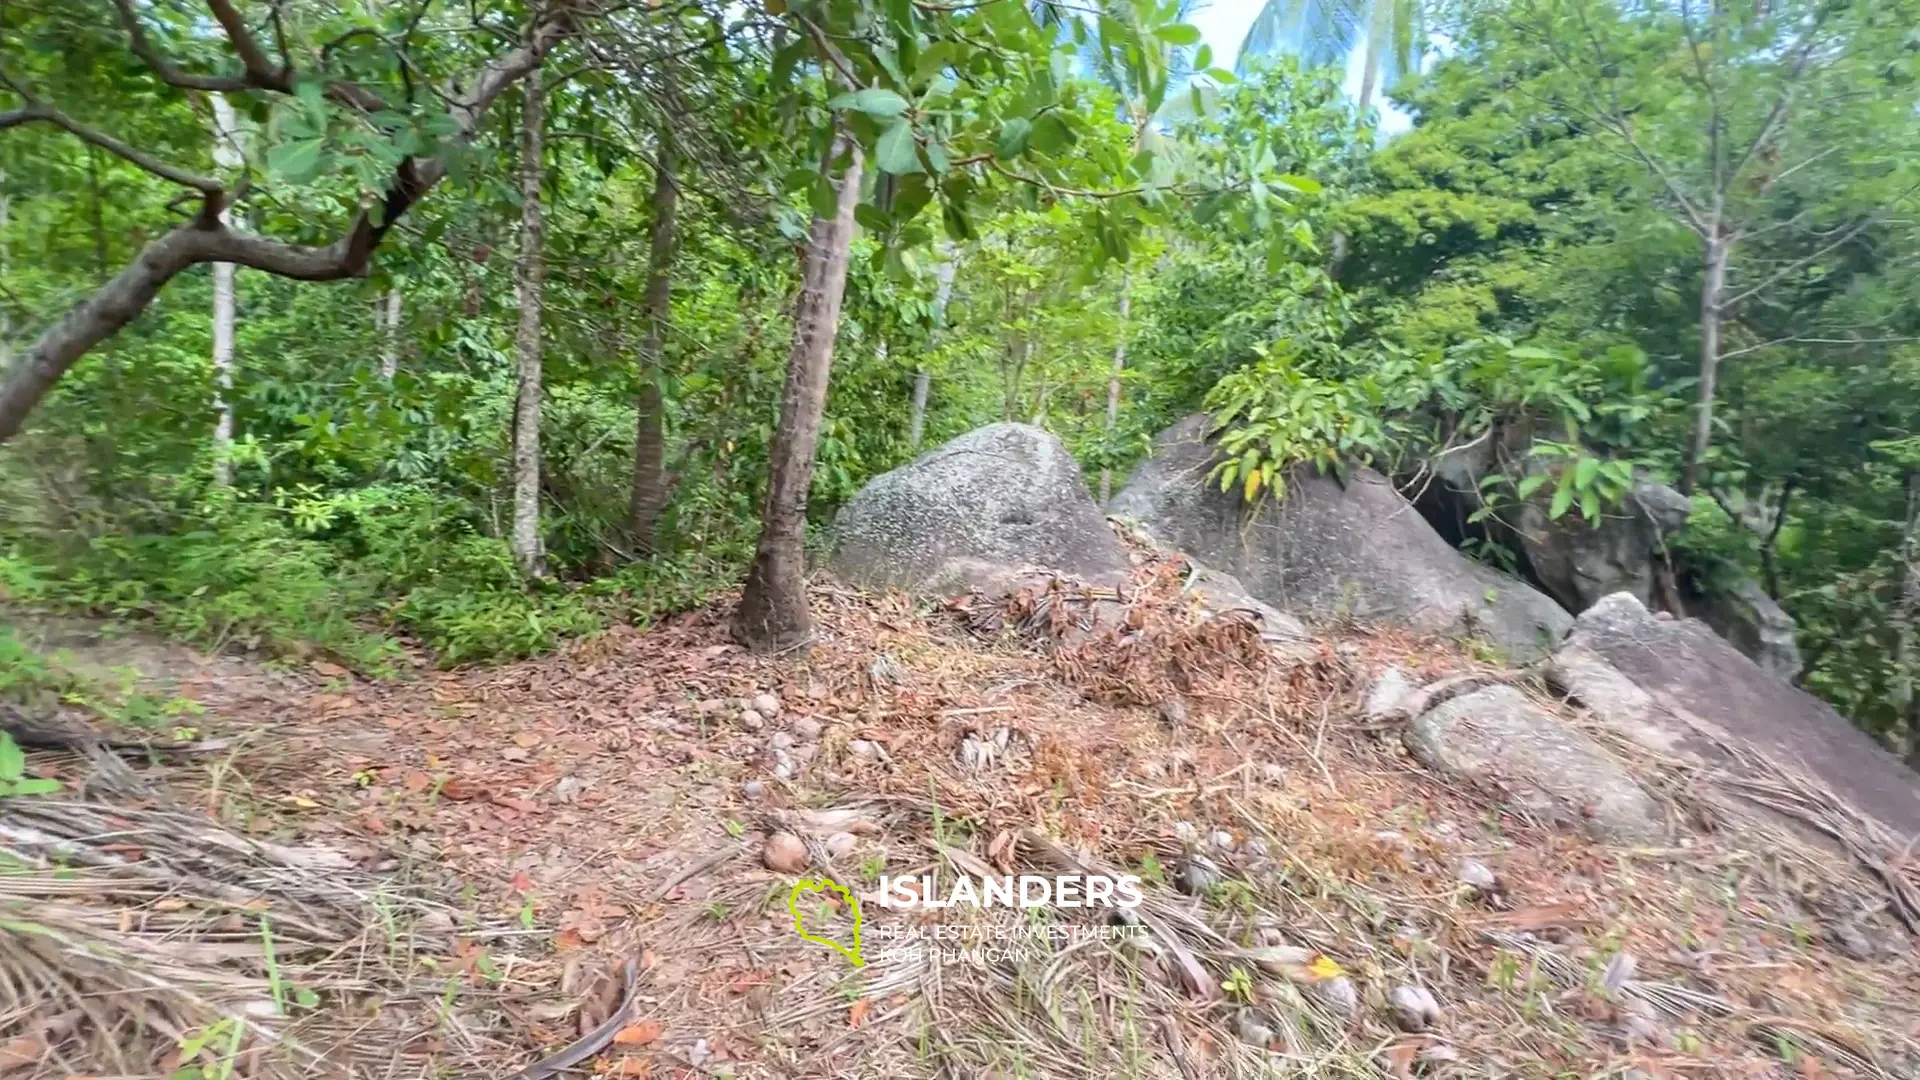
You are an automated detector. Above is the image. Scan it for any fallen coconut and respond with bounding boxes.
[763,831,807,873]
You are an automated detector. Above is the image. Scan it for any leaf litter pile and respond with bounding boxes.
[4,548,1919,1078]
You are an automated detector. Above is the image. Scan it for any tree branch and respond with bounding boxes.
[111,0,253,92]
[205,0,289,86]
[0,6,580,445]
[0,81,222,195]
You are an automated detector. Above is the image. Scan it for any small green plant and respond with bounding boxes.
[1222,964,1256,1001]
[722,818,746,839]
[169,1016,245,1080]
[0,733,59,797]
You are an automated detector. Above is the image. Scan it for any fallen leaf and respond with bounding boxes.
[0,1035,43,1072]
[312,661,349,678]
[403,771,432,793]
[512,732,543,749]
[1384,1042,1418,1079]
[610,1057,652,1077]
[510,871,535,893]
[612,1020,663,1046]
[440,779,480,801]
[848,998,871,1029]
[554,928,586,950]
[1307,955,1346,980]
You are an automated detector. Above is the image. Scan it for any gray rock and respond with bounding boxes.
[1365,666,1415,719]
[1405,685,1663,842]
[1556,592,1920,837]
[828,423,1128,593]
[1515,478,1691,613]
[1457,858,1498,891]
[1696,576,1803,681]
[1388,985,1442,1032]
[1113,414,1571,659]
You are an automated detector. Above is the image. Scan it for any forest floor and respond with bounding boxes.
[5,550,1920,1079]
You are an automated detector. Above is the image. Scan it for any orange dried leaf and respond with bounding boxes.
[612,1020,663,1046]
[848,998,871,1029]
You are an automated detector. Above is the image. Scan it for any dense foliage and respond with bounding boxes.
[3,0,1918,758]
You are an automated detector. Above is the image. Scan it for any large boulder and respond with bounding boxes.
[1111,414,1572,659]
[827,423,1129,593]
[1514,479,1691,613]
[1695,576,1803,681]
[1548,592,1920,837]
[1405,685,1664,843]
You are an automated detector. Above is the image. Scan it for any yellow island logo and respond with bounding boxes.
[788,877,865,967]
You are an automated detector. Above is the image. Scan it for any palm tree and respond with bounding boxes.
[1237,0,1425,113]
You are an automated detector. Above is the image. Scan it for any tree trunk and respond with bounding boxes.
[910,248,959,449]
[734,140,864,652]
[379,287,402,379]
[1098,269,1131,503]
[628,137,678,555]
[1681,233,1730,495]
[510,65,548,579]
[908,370,930,448]
[209,94,243,487]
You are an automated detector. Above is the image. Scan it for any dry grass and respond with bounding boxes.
[5,546,1918,1078]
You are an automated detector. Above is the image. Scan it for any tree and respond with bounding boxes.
[208,92,241,486]
[734,138,864,650]
[629,134,678,554]
[1238,0,1425,112]
[1491,0,1920,493]
[0,0,579,444]
[511,63,550,580]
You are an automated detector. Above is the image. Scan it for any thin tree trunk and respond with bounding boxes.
[910,248,959,449]
[209,94,242,487]
[379,287,402,379]
[510,65,548,579]
[734,140,864,652]
[908,370,930,448]
[629,136,678,555]
[1682,233,1729,495]
[1098,269,1131,503]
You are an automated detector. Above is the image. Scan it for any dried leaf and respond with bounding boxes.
[1307,955,1345,980]
[512,732,543,749]
[610,1057,652,1076]
[403,771,432,793]
[0,1036,44,1073]
[849,998,871,1029]
[612,1020,663,1046]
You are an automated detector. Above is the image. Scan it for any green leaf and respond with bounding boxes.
[1515,474,1549,499]
[1153,23,1202,45]
[1206,67,1238,84]
[1195,44,1213,68]
[854,204,893,233]
[875,120,921,175]
[850,88,910,119]
[996,117,1032,160]
[1549,482,1575,520]
[1574,456,1601,489]
[267,139,327,184]
[1274,173,1323,195]
[9,777,60,797]
[0,734,22,782]
[1580,488,1600,522]
[1029,113,1074,155]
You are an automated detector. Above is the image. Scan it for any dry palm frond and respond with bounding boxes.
[0,789,461,1078]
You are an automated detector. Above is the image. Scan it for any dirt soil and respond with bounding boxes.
[7,555,1920,1079]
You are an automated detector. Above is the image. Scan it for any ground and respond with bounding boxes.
[4,554,1919,1079]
